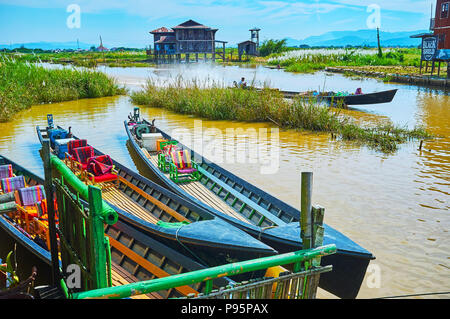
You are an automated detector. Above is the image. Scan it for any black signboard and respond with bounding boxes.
[421,36,438,61]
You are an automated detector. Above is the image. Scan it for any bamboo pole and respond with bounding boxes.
[71,244,337,299]
[42,140,61,286]
[88,185,109,289]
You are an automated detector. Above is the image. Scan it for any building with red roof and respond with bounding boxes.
[149,20,225,62]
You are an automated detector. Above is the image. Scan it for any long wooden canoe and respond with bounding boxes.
[125,114,376,299]
[36,123,276,267]
[244,87,398,106]
[295,89,398,106]
[0,154,236,298]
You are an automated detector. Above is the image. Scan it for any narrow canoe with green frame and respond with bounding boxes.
[36,118,278,273]
[0,153,243,299]
[125,108,376,299]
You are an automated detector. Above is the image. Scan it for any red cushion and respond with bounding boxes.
[68,139,87,157]
[87,155,113,176]
[73,146,95,165]
[178,168,196,174]
[87,173,117,183]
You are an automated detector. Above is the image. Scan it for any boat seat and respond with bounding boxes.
[17,185,46,207]
[72,146,95,170]
[86,155,117,183]
[168,150,200,183]
[16,185,47,219]
[1,176,26,193]
[162,143,179,155]
[157,143,180,173]
[0,164,13,179]
[67,139,87,158]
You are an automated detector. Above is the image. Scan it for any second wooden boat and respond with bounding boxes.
[295,89,398,106]
[0,154,241,298]
[36,119,277,270]
[124,108,376,299]
[243,86,398,106]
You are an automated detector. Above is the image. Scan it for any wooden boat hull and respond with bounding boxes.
[125,120,376,299]
[35,125,277,264]
[0,155,233,298]
[291,89,398,105]
[331,89,398,105]
[250,87,398,106]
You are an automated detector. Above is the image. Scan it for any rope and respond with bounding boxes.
[258,225,277,241]
[175,224,209,266]
[374,291,450,299]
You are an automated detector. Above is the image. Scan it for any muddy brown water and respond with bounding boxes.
[0,63,448,298]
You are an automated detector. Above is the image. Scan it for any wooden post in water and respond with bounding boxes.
[42,139,61,286]
[300,172,313,250]
[300,172,327,298]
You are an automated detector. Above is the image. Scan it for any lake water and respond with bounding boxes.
[1,63,448,298]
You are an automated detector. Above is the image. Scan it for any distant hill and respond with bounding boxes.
[285,29,427,47]
[0,41,95,50]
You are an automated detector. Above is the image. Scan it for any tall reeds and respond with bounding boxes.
[0,57,126,122]
[267,48,421,73]
[130,77,432,153]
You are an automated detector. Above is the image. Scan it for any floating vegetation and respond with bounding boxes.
[130,77,432,153]
[0,57,126,122]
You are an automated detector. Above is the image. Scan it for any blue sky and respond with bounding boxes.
[0,0,434,47]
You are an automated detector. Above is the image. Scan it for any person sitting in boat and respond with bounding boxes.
[238,77,247,89]
[355,88,363,95]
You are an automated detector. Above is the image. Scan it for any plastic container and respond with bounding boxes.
[142,133,163,152]
[55,138,75,159]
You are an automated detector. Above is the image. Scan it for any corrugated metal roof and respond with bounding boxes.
[155,36,177,44]
[150,27,174,34]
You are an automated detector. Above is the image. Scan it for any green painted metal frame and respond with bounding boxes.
[44,145,117,295]
[156,141,201,184]
[71,244,336,299]
[168,161,201,184]
[50,155,118,225]
[53,177,112,293]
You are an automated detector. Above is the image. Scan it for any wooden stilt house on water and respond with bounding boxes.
[411,0,450,77]
[237,28,261,61]
[149,20,227,63]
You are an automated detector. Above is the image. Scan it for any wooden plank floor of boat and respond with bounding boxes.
[145,151,249,224]
[111,262,161,299]
[102,186,159,224]
[69,164,159,225]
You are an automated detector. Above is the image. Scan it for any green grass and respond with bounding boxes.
[266,48,422,74]
[130,79,432,153]
[3,50,154,68]
[0,57,126,122]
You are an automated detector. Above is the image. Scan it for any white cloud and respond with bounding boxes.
[328,0,434,14]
